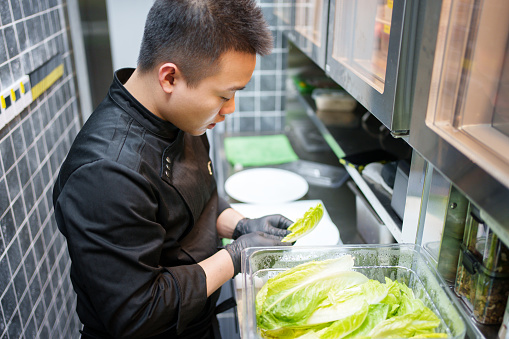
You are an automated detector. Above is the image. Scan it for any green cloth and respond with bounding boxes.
[224,134,299,167]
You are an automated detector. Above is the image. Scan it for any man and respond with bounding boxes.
[53,1,293,338]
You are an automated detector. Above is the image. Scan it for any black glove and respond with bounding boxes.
[232,214,293,240]
[225,231,292,276]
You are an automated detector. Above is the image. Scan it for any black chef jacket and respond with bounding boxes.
[53,68,230,338]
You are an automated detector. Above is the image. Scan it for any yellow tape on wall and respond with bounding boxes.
[31,64,64,101]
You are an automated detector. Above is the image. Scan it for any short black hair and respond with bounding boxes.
[137,0,273,87]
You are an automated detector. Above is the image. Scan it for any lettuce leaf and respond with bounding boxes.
[282,203,324,242]
[343,304,390,338]
[256,255,368,330]
[306,280,390,325]
[299,302,369,339]
[368,307,441,338]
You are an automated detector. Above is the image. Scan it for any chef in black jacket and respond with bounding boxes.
[52,1,293,338]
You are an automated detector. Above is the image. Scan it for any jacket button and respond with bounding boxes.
[166,164,171,170]
[165,170,170,177]
[166,157,171,163]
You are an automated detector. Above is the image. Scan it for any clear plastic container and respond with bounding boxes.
[240,244,467,339]
[454,208,509,325]
[472,231,509,324]
[312,88,357,112]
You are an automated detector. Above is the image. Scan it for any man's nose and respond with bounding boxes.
[220,97,236,115]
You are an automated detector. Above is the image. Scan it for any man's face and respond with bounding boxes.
[162,50,257,136]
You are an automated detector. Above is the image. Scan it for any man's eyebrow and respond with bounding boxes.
[226,85,246,92]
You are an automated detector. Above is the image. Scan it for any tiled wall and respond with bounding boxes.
[226,0,290,133]
[0,0,81,338]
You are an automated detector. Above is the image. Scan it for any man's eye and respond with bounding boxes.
[221,97,231,102]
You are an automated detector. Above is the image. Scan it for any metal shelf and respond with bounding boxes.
[295,93,403,243]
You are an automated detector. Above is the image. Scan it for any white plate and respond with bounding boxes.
[225,168,309,204]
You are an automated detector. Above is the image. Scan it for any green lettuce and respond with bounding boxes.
[256,257,448,339]
[256,255,368,330]
[306,280,390,325]
[282,203,324,242]
[367,307,441,338]
[343,304,390,338]
[298,302,369,339]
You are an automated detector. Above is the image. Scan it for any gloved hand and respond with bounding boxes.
[225,231,292,276]
[232,214,293,239]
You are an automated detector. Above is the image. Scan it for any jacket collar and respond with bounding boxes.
[109,68,180,139]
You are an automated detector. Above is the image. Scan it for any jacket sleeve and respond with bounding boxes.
[54,159,208,338]
[217,196,231,217]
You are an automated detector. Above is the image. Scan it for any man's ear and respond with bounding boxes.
[158,63,180,94]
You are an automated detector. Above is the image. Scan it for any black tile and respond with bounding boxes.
[19,293,33,327]
[46,241,56,268]
[18,155,30,189]
[0,30,8,65]
[33,292,45,329]
[23,249,36,282]
[36,137,47,166]
[0,209,15,248]
[0,306,5,337]
[0,225,4,253]
[32,172,44,202]
[31,43,48,70]
[38,324,50,339]
[10,57,22,81]
[29,272,41,302]
[19,51,32,74]
[261,74,278,91]
[52,9,61,32]
[23,181,35,214]
[7,238,22,274]
[0,136,15,171]
[0,254,11,296]
[7,311,22,339]
[6,167,21,202]
[27,207,39,239]
[39,261,49,293]
[10,0,22,21]
[0,63,13,93]
[20,0,32,17]
[43,12,51,36]
[31,109,44,137]
[35,15,44,43]
[25,18,36,44]
[3,26,18,60]
[41,162,51,188]
[11,195,25,228]
[31,0,39,14]
[11,126,25,160]
[32,234,45,263]
[42,223,52,251]
[22,117,35,149]
[1,284,17,322]
[25,318,38,339]
[36,188,48,219]
[46,303,57,330]
[260,53,278,70]
[261,96,277,111]
[0,179,9,217]
[0,0,12,26]
[12,262,27,300]
[18,223,30,254]
[239,96,255,112]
